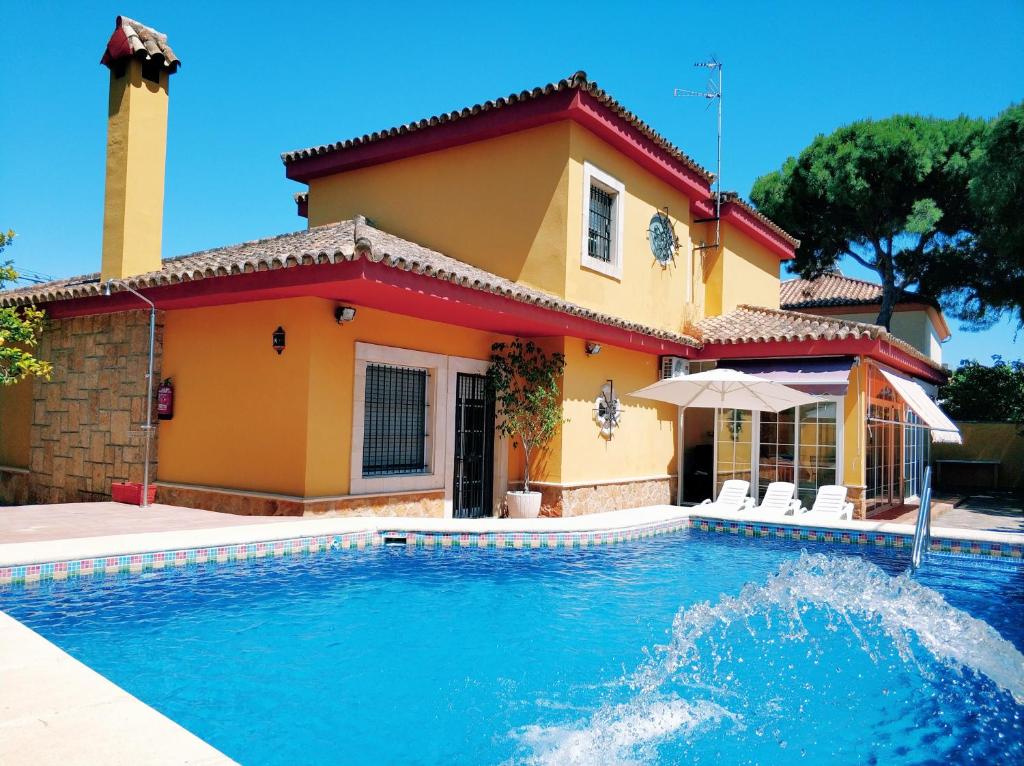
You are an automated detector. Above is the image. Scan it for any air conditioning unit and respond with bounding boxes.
[659,356,689,380]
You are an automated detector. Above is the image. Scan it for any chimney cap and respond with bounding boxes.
[100,15,180,74]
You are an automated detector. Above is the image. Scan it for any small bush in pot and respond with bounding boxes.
[487,339,566,518]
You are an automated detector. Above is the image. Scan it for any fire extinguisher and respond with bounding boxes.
[157,378,174,420]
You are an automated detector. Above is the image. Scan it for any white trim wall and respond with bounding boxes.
[580,161,625,280]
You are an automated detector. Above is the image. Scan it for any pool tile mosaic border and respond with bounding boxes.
[0,531,377,586]
[2,515,1019,586]
[0,521,690,586]
[686,516,1024,562]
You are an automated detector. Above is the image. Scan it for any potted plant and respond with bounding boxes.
[487,339,566,518]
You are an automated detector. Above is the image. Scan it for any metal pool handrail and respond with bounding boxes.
[910,466,933,572]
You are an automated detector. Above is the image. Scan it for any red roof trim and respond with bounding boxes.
[285,89,578,183]
[284,89,794,260]
[100,27,132,67]
[697,338,945,385]
[570,91,710,202]
[691,198,796,261]
[41,261,697,358]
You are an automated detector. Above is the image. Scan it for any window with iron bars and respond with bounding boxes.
[362,364,430,477]
[588,185,614,263]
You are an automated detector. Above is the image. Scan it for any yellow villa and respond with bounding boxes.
[0,17,958,520]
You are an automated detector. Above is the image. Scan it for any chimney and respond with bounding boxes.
[99,16,180,281]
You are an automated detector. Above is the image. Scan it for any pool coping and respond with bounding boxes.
[0,611,235,766]
[0,505,1021,584]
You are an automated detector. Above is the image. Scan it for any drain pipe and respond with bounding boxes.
[103,280,156,508]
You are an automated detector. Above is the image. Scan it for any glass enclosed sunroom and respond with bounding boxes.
[685,357,958,518]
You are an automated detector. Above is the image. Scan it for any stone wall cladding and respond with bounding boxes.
[29,311,162,503]
[156,483,445,518]
[537,478,674,517]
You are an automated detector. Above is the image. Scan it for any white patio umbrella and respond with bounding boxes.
[629,369,821,504]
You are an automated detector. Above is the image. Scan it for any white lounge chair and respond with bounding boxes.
[797,485,854,523]
[698,479,753,515]
[750,482,800,517]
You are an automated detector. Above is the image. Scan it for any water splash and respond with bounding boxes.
[515,553,1024,765]
[648,553,1024,702]
[515,697,735,766]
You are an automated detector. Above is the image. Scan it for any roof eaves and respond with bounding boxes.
[0,219,700,350]
[280,71,713,183]
[697,305,943,373]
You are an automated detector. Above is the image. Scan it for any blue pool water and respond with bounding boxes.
[3,530,1023,765]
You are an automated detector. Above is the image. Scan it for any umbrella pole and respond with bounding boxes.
[676,407,684,506]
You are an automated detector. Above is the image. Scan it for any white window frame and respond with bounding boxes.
[712,396,845,502]
[580,162,625,280]
[351,342,448,495]
[351,342,508,516]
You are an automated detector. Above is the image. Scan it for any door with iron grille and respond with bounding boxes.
[453,373,495,519]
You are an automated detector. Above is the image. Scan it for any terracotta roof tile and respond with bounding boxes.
[100,16,180,73]
[281,71,712,182]
[779,273,935,310]
[0,218,699,348]
[697,305,942,371]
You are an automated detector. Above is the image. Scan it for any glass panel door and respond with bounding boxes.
[866,402,902,513]
[757,409,795,500]
[796,401,838,507]
[715,409,753,498]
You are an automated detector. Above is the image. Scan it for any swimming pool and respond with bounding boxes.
[3,528,1022,764]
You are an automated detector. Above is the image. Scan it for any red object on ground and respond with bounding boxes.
[111,482,156,506]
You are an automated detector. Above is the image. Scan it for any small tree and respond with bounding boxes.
[0,230,51,385]
[939,355,1024,428]
[487,339,566,493]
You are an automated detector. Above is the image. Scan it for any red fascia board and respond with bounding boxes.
[690,198,796,261]
[284,89,578,183]
[42,262,697,357]
[283,88,795,261]
[570,92,710,201]
[697,338,945,384]
[283,88,712,203]
[720,204,796,260]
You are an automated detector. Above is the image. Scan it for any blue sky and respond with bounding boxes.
[1,1,1021,365]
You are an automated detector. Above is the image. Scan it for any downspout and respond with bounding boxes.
[104,281,156,508]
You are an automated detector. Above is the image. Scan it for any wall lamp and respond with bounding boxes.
[335,305,357,324]
[585,341,602,356]
[272,326,286,354]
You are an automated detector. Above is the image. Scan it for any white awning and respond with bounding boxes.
[879,369,962,444]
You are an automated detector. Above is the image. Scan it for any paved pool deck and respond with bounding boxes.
[872,493,1024,535]
[0,613,234,766]
[0,502,283,544]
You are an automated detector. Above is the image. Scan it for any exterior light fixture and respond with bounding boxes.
[335,305,357,324]
[585,341,602,356]
[272,326,286,355]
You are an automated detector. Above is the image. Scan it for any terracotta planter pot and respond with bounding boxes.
[506,490,542,519]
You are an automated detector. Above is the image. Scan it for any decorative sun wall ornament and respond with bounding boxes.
[593,379,623,439]
[647,210,677,266]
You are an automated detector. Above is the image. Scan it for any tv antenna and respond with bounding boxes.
[674,57,722,251]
